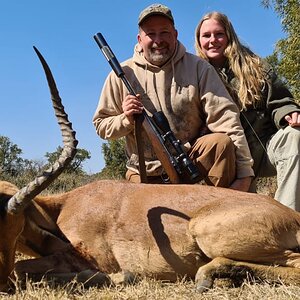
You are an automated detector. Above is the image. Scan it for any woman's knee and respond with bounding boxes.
[285,126,300,144]
[271,126,300,156]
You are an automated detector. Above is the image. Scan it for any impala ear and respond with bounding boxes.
[6,47,78,215]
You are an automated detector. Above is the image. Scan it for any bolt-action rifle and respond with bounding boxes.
[94,32,200,184]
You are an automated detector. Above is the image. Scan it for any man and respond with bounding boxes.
[93,3,254,190]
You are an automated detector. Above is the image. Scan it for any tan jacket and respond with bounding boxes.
[93,41,254,178]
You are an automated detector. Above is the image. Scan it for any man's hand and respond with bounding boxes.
[122,94,143,124]
[230,176,252,192]
[285,112,300,127]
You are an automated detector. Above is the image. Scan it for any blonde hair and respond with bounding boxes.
[195,12,266,109]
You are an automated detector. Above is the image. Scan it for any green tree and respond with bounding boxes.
[262,0,300,98]
[0,135,25,177]
[100,138,127,179]
[45,146,91,174]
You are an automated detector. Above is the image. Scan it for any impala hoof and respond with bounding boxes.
[195,278,213,293]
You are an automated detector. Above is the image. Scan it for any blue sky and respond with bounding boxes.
[0,1,284,174]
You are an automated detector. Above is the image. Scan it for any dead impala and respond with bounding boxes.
[1,48,300,293]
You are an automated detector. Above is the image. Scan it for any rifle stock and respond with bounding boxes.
[141,113,181,183]
[94,32,198,184]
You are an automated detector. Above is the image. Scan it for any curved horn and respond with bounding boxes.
[6,47,78,214]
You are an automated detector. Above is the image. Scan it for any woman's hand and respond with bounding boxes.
[285,112,300,127]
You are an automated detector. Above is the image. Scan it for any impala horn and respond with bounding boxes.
[6,47,78,214]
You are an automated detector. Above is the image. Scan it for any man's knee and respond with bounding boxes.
[189,133,236,187]
[196,133,234,154]
[212,133,234,153]
[190,133,235,160]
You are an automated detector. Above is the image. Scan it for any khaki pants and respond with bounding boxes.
[255,126,300,211]
[126,133,236,187]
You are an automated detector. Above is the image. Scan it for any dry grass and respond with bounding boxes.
[0,253,296,299]
[256,176,277,198]
[4,254,300,300]
[1,276,300,299]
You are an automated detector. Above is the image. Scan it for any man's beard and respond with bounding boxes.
[147,48,172,66]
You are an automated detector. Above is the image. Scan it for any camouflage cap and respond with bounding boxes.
[138,3,174,25]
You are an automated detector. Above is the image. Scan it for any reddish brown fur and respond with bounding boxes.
[1,179,300,291]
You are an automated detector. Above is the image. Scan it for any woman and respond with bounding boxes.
[195,11,300,210]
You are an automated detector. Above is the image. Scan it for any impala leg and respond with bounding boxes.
[195,257,248,292]
[15,268,111,288]
[231,259,300,285]
[39,270,111,287]
[14,251,112,288]
[195,256,300,292]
